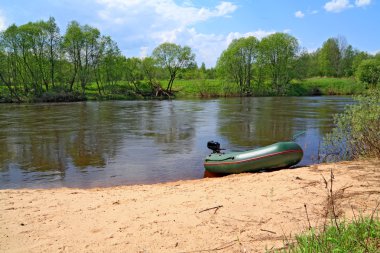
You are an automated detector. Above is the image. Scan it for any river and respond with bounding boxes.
[0,96,352,188]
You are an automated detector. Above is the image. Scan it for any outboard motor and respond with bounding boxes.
[207,141,221,153]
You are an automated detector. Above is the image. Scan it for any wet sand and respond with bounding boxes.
[1,160,379,252]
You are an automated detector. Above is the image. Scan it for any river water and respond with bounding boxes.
[0,96,352,189]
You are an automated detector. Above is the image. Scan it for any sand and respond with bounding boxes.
[1,160,379,253]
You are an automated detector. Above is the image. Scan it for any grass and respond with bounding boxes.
[273,168,380,253]
[169,79,240,98]
[290,77,366,96]
[0,77,368,103]
[279,216,380,252]
[174,77,366,98]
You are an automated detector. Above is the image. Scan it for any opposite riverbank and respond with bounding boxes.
[1,159,379,252]
[1,77,365,103]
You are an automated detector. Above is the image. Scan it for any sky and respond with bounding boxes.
[0,0,379,67]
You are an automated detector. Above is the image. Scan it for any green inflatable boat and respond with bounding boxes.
[204,141,303,174]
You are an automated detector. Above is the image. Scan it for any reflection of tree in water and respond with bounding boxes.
[0,101,198,175]
[217,97,350,154]
[218,97,298,148]
[68,103,118,169]
[0,103,123,175]
[136,101,196,154]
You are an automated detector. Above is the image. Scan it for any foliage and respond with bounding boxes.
[1,17,380,102]
[321,89,380,161]
[318,38,341,77]
[290,77,365,96]
[259,33,299,95]
[152,42,195,93]
[279,216,380,253]
[0,17,122,102]
[216,36,259,96]
[356,59,380,87]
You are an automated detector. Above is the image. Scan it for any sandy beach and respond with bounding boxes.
[1,159,379,253]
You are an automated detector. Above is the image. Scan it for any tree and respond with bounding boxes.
[259,33,299,94]
[340,45,356,77]
[356,59,380,87]
[152,42,195,93]
[63,21,110,95]
[318,37,342,77]
[216,36,259,95]
[352,51,370,74]
[125,57,143,93]
[94,36,123,95]
[293,49,312,80]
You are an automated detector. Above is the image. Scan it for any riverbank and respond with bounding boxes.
[1,159,379,252]
[1,77,365,103]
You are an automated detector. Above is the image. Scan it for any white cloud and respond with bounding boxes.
[96,0,237,27]
[95,0,240,66]
[139,47,149,59]
[226,30,276,45]
[147,28,278,67]
[295,11,305,18]
[324,0,352,12]
[355,0,371,7]
[370,49,380,55]
[0,10,6,31]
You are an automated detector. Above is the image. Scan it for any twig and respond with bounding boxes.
[304,204,312,230]
[199,205,223,213]
[370,201,380,221]
[260,229,277,234]
[351,205,358,223]
[329,168,340,233]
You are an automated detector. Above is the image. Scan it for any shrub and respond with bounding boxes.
[321,89,380,161]
[356,59,380,88]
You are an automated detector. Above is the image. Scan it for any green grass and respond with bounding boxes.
[277,216,380,252]
[0,77,369,103]
[290,77,366,96]
[174,77,366,98]
[169,79,240,98]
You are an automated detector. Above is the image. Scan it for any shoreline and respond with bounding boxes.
[1,159,379,252]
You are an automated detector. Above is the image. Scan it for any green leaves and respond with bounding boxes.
[152,42,195,92]
[216,36,259,95]
[260,33,299,94]
[356,59,380,87]
[321,89,380,161]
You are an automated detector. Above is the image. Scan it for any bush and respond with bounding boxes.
[356,59,380,88]
[321,89,380,161]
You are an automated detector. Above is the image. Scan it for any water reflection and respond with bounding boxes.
[0,97,352,188]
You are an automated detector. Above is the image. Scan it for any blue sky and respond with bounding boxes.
[0,0,379,67]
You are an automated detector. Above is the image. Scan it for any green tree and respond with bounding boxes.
[318,37,341,77]
[216,36,259,95]
[259,33,299,94]
[94,36,123,95]
[352,51,370,74]
[340,45,356,77]
[293,49,312,80]
[152,42,195,93]
[0,20,61,99]
[356,59,380,87]
[63,21,111,95]
[125,57,143,93]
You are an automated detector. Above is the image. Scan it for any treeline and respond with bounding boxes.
[216,34,380,96]
[0,17,380,102]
